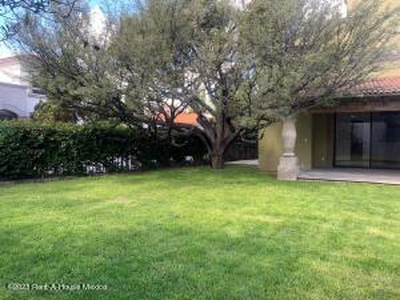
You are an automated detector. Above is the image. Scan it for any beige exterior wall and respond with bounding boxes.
[259,122,282,172]
[312,114,334,168]
[296,114,313,171]
[259,113,335,172]
[259,113,313,172]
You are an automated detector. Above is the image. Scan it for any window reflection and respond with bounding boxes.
[335,112,400,169]
[371,112,400,169]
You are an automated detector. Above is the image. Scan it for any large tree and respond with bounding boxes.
[112,0,399,168]
[14,0,399,169]
[112,0,255,168]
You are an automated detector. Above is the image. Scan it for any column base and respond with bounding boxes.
[277,156,299,181]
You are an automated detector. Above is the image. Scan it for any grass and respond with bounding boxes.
[0,165,399,300]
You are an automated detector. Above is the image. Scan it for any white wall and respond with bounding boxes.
[0,82,42,118]
[0,56,43,118]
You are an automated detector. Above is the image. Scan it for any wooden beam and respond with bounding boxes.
[310,96,400,113]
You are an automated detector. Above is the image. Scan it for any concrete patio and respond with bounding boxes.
[299,168,400,185]
[227,159,259,166]
[227,160,400,185]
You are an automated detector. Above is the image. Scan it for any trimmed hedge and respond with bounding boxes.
[0,121,207,180]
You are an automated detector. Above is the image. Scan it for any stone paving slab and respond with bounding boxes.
[299,169,400,185]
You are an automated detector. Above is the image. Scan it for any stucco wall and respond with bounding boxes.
[296,114,313,171]
[0,82,41,118]
[259,122,283,172]
[312,114,334,168]
[259,113,313,172]
[0,56,42,118]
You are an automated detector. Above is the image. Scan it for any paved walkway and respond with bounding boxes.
[227,159,259,166]
[299,169,400,185]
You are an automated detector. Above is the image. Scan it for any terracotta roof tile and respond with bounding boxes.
[350,77,400,96]
[174,113,199,125]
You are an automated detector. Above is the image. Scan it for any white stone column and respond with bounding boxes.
[277,116,299,181]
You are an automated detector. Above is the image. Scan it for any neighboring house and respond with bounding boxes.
[0,56,43,119]
[259,0,400,177]
[0,6,106,121]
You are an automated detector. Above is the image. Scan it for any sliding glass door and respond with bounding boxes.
[335,113,371,168]
[371,112,400,169]
[334,112,400,169]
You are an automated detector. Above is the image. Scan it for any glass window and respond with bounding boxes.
[335,112,400,169]
[371,112,400,169]
[335,113,370,168]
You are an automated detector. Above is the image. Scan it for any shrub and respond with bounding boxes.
[0,121,207,180]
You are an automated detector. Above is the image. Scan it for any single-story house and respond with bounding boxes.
[258,76,400,179]
[258,0,400,180]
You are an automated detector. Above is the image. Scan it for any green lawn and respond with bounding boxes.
[0,166,399,300]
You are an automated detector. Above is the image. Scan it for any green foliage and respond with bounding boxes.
[32,99,79,123]
[0,121,207,180]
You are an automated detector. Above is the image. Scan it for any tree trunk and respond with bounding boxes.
[196,113,239,170]
[211,151,225,169]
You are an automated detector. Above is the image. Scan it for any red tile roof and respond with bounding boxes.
[350,77,400,97]
[155,111,199,126]
[174,112,199,125]
[162,78,400,124]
